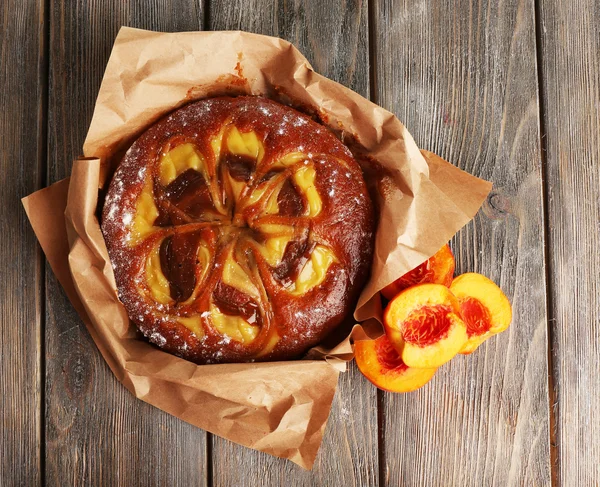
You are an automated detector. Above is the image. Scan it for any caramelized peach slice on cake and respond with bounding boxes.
[383,283,467,368]
[450,273,512,354]
[355,335,437,393]
[381,244,455,300]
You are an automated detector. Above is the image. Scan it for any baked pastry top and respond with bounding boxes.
[101,96,374,364]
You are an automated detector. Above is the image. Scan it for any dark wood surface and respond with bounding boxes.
[537,0,600,484]
[2,0,598,485]
[0,1,45,485]
[373,0,551,485]
[45,2,207,486]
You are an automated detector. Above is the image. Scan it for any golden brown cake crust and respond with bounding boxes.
[101,96,374,364]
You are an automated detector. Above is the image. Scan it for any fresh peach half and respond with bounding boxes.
[355,335,437,393]
[383,283,467,368]
[450,273,512,354]
[381,244,455,300]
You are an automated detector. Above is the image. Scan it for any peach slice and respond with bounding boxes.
[450,273,512,354]
[355,335,437,393]
[383,283,467,368]
[381,244,455,300]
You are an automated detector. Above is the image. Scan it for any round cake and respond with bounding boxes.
[101,96,374,364]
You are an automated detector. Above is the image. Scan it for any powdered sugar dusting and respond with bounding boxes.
[150,332,167,347]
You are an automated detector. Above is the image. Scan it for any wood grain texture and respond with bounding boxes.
[537,0,600,484]
[0,0,45,485]
[208,1,379,485]
[13,0,600,484]
[45,2,208,485]
[372,0,551,485]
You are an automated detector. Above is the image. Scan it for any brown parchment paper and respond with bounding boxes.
[23,27,492,469]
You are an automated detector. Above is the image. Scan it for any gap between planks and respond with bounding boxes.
[366,0,387,485]
[533,0,559,485]
[37,0,51,484]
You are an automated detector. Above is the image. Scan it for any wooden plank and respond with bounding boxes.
[45,2,208,485]
[0,0,46,484]
[373,0,552,485]
[208,1,379,484]
[537,0,600,484]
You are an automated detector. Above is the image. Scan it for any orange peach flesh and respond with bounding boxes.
[384,283,467,368]
[450,273,512,354]
[354,335,437,393]
[381,244,455,300]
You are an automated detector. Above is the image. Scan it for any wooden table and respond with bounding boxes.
[2,0,598,485]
